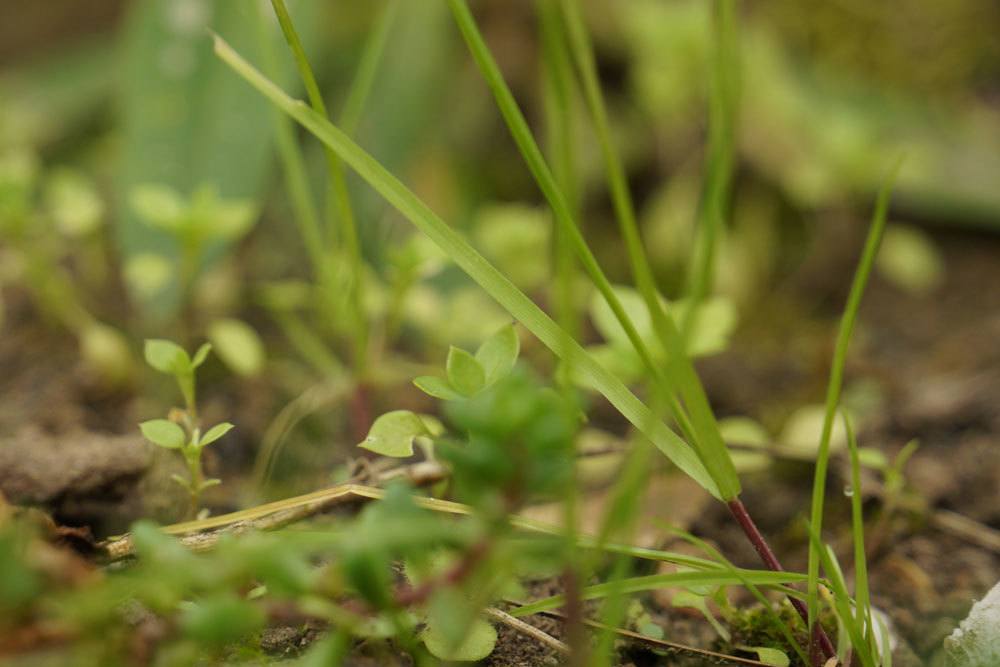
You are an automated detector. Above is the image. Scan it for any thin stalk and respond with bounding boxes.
[806,162,901,643]
[843,412,876,657]
[540,4,586,663]
[270,0,368,377]
[728,498,835,660]
[446,0,739,500]
[681,0,738,343]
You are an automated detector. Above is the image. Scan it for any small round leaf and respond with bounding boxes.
[207,318,264,377]
[140,419,186,449]
[475,323,519,386]
[144,339,191,376]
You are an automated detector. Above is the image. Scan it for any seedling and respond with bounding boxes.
[140,339,234,519]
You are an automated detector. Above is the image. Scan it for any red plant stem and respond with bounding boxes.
[727,498,836,664]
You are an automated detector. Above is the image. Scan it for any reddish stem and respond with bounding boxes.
[727,498,836,664]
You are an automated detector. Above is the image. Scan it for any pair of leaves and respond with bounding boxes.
[140,419,234,450]
[145,338,211,379]
[414,323,519,401]
[131,183,256,243]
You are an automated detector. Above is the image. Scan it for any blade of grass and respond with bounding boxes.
[682,0,739,343]
[270,0,371,376]
[446,0,739,500]
[510,569,809,618]
[806,161,902,638]
[843,411,878,659]
[213,34,722,499]
[555,0,739,501]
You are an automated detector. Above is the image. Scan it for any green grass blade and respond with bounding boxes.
[843,411,877,657]
[682,0,739,342]
[270,0,369,375]
[510,569,808,618]
[446,0,739,500]
[213,34,722,499]
[806,160,902,633]
[555,0,740,500]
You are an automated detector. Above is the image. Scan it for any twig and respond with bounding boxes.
[484,607,570,656]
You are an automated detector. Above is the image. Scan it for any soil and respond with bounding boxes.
[1,220,998,666]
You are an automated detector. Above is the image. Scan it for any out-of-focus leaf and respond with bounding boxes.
[208,318,265,377]
[474,204,550,290]
[446,346,485,397]
[876,224,945,294]
[144,338,191,376]
[413,376,463,401]
[180,593,265,646]
[44,169,103,237]
[475,323,519,386]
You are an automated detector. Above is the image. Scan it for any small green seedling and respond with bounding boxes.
[413,323,520,401]
[128,183,256,302]
[140,339,234,518]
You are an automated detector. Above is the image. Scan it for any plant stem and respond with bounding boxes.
[727,498,835,662]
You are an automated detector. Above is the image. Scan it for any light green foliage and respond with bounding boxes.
[141,338,233,517]
[474,204,551,291]
[672,589,731,641]
[876,224,945,294]
[415,324,520,401]
[358,410,436,458]
[43,168,103,237]
[446,347,486,396]
[421,603,497,661]
[207,318,265,377]
[736,645,790,667]
[780,404,850,456]
[180,593,266,646]
[140,419,186,449]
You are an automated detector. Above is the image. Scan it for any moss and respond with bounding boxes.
[722,600,838,667]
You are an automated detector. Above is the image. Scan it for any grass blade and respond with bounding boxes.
[555,0,740,500]
[806,160,902,634]
[447,0,740,500]
[212,34,722,499]
[510,569,809,618]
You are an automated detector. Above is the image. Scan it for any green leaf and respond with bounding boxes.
[736,646,790,667]
[422,613,497,662]
[140,419,186,449]
[475,323,519,386]
[144,338,191,376]
[180,593,265,646]
[876,224,944,294]
[199,422,234,447]
[413,376,464,401]
[130,183,184,229]
[207,318,264,376]
[358,410,431,458]
[213,35,725,500]
[191,342,212,368]
[590,285,655,350]
[446,346,485,396]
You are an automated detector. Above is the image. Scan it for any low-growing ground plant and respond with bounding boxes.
[140,339,234,519]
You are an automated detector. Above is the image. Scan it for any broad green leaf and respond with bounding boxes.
[140,419,186,449]
[213,36,726,500]
[358,410,431,458]
[475,323,519,386]
[144,339,191,376]
[199,422,234,447]
[207,318,264,376]
[422,613,497,662]
[413,376,464,401]
[446,346,485,397]
[780,405,850,457]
